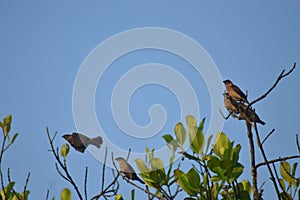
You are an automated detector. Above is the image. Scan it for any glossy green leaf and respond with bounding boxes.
[189,126,205,155]
[60,143,70,158]
[178,174,198,196]
[11,133,19,144]
[61,188,71,200]
[279,178,286,191]
[280,161,296,187]
[242,180,252,194]
[187,168,200,189]
[174,122,186,147]
[232,144,241,164]
[162,134,179,151]
[292,162,298,177]
[135,159,149,173]
[4,115,12,125]
[213,132,231,158]
[186,115,197,130]
[205,134,213,155]
[198,118,205,132]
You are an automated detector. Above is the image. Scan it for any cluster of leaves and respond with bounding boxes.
[134,116,251,200]
[278,161,300,200]
[0,115,29,200]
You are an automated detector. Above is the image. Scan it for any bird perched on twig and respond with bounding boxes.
[237,103,266,125]
[62,132,103,153]
[223,80,249,103]
[223,93,239,114]
[115,157,145,184]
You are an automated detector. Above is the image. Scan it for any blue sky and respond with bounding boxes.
[0,1,299,199]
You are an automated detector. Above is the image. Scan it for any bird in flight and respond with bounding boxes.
[115,157,145,184]
[62,132,103,153]
[223,79,249,103]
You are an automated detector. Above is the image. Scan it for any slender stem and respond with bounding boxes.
[256,155,300,168]
[246,122,259,200]
[254,124,281,199]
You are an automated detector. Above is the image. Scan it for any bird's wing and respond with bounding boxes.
[232,85,247,99]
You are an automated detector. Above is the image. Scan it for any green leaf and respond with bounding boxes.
[198,118,205,132]
[186,115,197,130]
[205,134,213,155]
[174,122,186,147]
[60,188,71,200]
[115,194,124,200]
[189,126,205,155]
[213,132,231,158]
[187,168,200,189]
[280,161,296,187]
[60,144,70,158]
[279,178,286,191]
[178,174,198,196]
[4,115,12,125]
[11,133,19,144]
[232,144,241,164]
[241,180,252,194]
[292,162,298,177]
[135,159,149,173]
[162,134,179,151]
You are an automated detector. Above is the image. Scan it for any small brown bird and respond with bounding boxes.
[237,103,265,125]
[223,93,239,114]
[62,133,103,153]
[115,157,145,184]
[223,80,249,103]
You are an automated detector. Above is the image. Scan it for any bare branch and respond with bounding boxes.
[261,129,275,145]
[7,168,21,200]
[249,63,296,106]
[45,190,50,200]
[253,124,281,199]
[46,128,83,200]
[296,134,300,154]
[84,167,88,200]
[23,172,31,199]
[256,155,300,168]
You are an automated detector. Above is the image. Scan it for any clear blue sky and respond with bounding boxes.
[0,1,299,199]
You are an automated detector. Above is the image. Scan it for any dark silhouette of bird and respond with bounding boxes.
[237,103,265,125]
[62,132,103,153]
[223,93,239,114]
[223,80,249,103]
[115,157,145,184]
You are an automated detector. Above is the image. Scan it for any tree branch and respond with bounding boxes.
[249,63,296,107]
[46,128,83,200]
[256,155,300,168]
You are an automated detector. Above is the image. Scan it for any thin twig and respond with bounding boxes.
[261,129,275,145]
[246,122,259,200]
[7,168,21,200]
[296,134,300,154]
[254,124,281,199]
[249,63,296,107]
[101,147,108,192]
[256,155,300,168]
[120,174,161,200]
[84,167,88,200]
[272,163,290,199]
[23,172,31,199]
[46,128,83,200]
[45,190,50,200]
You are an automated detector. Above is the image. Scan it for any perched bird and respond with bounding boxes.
[223,80,249,103]
[62,132,103,153]
[237,103,265,125]
[223,93,239,114]
[115,157,145,184]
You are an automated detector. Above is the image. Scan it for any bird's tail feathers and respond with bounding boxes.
[90,136,103,148]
